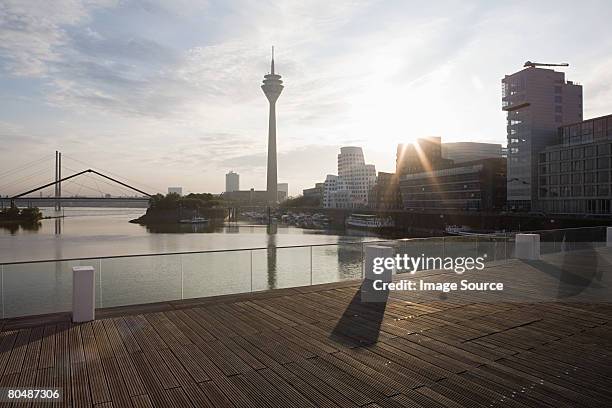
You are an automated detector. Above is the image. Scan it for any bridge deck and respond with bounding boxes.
[1,253,611,407]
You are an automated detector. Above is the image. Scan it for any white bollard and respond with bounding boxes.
[72,266,95,322]
[607,227,612,247]
[362,245,395,303]
[515,234,540,260]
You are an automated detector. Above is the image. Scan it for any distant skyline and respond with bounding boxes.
[1,0,612,196]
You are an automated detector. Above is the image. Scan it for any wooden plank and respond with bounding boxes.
[38,325,56,370]
[4,329,31,374]
[81,322,111,404]
[99,357,135,408]
[21,326,43,372]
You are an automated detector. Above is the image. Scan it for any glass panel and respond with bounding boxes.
[182,250,251,299]
[100,254,181,308]
[252,246,311,291]
[311,242,363,285]
[2,259,82,318]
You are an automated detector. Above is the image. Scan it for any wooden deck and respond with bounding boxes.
[1,255,612,407]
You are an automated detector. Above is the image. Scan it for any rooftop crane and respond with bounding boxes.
[523,61,569,68]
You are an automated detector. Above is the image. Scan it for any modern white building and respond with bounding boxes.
[442,142,502,163]
[167,187,183,196]
[323,147,376,209]
[502,65,582,210]
[225,171,239,193]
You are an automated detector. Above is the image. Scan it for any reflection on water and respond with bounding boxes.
[0,221,41,234]
[267,223,277,290]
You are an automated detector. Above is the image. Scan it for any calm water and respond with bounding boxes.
[0,207,387,318]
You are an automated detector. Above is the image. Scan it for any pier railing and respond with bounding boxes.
[0,226,608,319]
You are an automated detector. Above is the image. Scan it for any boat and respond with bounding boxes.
[179,216,209,224]
[345,214,394,229]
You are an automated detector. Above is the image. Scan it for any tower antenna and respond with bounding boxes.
[271,45,275,74]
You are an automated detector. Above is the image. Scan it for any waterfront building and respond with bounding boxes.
[277,183,288,202]
[303,183,324,200]
[225,171,239,192]
[368,172,402,210]
[399,158,507,211]
[442,142,502,163]
[502,65,582,211]
[323,147,376,209]
[222,188,269,205]
[538,113,612,214]
[167,187,183,196]
[396,137,453,177]
[262,47,283,204]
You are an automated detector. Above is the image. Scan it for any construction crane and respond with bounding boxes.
[523,61,569,68]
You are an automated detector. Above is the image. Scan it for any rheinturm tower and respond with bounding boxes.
[262,47,283,204]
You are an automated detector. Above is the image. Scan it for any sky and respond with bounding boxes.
[1,0,612,197]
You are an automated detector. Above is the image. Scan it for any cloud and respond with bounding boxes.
[0,0,118,76]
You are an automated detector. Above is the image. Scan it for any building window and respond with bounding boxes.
[585,159,595,170]
[585,185,596,196]
[560,150,570,160]
[560,162,570,172]
[560,174,570,185]
[549,163,559,173]
[598,185,609,196]
[598,144,611,156]
[549,151,560,161]
[572,186,582,197]
[572,173,582,184]
[549,175,559,185]
[585,146,595,157]
[585,172,596,183]
[572,161,583,171]
[550,186,559,197]
[599,171,610,183]
[598,158,610,169]
[572,148,583,159]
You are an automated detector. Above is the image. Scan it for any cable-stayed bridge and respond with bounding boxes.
[0,151,160,209]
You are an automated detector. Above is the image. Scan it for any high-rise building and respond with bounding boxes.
[538,113,612,214]
[323,147,376,208]
[262,47,283,204]
[502,65,582,210]
[277,183,289,202]
[168,187,183,196]
[442,142,502,164]
[396,137,453,177]
[225,171,239,192]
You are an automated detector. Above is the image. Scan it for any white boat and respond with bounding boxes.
[346,214,394,229]
[179,216,209,224]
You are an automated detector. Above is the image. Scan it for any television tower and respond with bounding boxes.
[262,46,283,204]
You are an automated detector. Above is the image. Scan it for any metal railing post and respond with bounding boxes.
[1,265,4,320]
[250,250,253,292]
[310,246,313,286]
[180,255,184,300]
[98,259,103,308]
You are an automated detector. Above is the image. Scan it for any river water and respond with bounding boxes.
[0,208,391,318]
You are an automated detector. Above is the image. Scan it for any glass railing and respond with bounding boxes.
[0,226,609,319]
